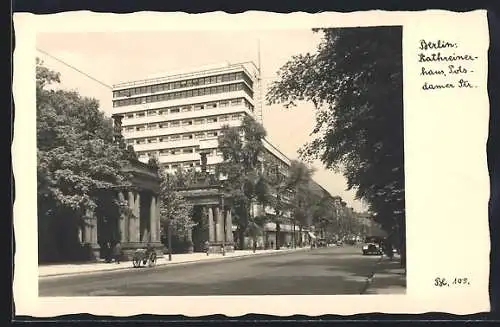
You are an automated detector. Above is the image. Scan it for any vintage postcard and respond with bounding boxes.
[13,10,490,317]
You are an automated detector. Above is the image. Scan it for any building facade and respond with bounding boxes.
[112,62,338,250]
[112,62,261,174]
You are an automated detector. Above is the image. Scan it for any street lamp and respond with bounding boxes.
[220,193,226,256]
[167,217,172,261]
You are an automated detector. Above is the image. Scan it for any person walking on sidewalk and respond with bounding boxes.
[113,242,122,264]
[104,242,112,263]
[204,240,210,256]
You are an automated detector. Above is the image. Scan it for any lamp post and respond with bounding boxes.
[220,193,226,256]
[165,174,173,261]
[167,218,172,261]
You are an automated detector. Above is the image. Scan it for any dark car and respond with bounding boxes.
[362,236,384,255]
[362,243,383,255]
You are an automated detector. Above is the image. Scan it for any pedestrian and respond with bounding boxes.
[113,242,122,264]
[271,241,274,249]
[105,242,112,263]
[253,241,257,253]
[204,240,210,256]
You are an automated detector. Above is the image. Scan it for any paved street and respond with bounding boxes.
[39,246,382,296]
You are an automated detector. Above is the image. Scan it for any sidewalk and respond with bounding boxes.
[39,247,309,278]
[363,254,406,294]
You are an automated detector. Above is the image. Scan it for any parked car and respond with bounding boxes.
[362,243,383,255]
[362,236,385,255]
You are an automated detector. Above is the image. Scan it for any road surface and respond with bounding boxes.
[39,245,381,296]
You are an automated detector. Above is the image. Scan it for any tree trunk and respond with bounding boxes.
[238,228,245,250]
[299,225,303,247]
[276,223,281,249]
[400,218,406,268]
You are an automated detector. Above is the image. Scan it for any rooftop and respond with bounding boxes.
[113,61,259,90]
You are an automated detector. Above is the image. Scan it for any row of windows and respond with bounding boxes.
[113,71,254,99]
[137,147,222,158]
[159,162,218,173]
[123,113,245,133]
[121,98,252,119]
[113,82,253,108]
[128,128,238,145]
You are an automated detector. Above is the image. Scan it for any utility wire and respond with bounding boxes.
[36,48,113,90]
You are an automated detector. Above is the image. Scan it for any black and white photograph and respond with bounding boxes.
[35,26,406,297]
[13,10,490,316]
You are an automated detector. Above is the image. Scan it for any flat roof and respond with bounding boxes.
[113,61,259,90]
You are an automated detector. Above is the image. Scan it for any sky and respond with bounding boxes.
[36,30,367,212]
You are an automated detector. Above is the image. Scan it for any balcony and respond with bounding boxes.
[113,91,254,115]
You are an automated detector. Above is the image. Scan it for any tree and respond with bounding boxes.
[157,169,196,253]
[217,115,270,250]
[267,27,405,266]
[36,59,128,262]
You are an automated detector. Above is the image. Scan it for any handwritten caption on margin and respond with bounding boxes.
[418,40,479,91]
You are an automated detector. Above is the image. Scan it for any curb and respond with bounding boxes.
[39,247,310,279]
[359,255,384,294]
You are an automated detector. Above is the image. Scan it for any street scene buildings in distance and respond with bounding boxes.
[36,26,405,296]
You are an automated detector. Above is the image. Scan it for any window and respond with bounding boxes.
[207,117,218,123]
[219,115,229,122]
[136,126,145,131]
[195,132,205,139]
[148,138,157,143]
[170,135,180,141]
[182,134,193,140]
[160,150,169,156]
[170,108,180,113]
[219,101,229,108]
[159,109,168,115]
[194,104,204,111]
[182,120,193,126]
[159,123,168,129]
[207,102,217,109]
[194,119,204,125]
[159,137,167,142]
[148,110,157,116]
[136,138,146,144]
[207,131,218,137]
[125,127,134,132]
[171,121,180,127]
[113,83,247,107]
[126,114,134,119]
[147,124,158,130]
[137,112,146,117]
[231,99,242,106]
[183,148,194,154]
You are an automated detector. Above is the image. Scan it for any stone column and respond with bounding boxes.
[226,207,233,243]
[155,196,161,242]
[135,192,141,242]
[118,191,128,243]
[150,195,157,243]
[208,206,215,242]
[128,191,140,242]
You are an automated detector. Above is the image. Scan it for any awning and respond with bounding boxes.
[308,232,317,239]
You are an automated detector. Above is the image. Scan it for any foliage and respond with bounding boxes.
[217,115,270,248]
[36,59,128,219]
[267,27,405,260]
[157,168,196,238]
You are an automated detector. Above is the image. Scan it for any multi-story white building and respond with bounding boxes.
[112,62,338,249]
[112,62,264,174]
